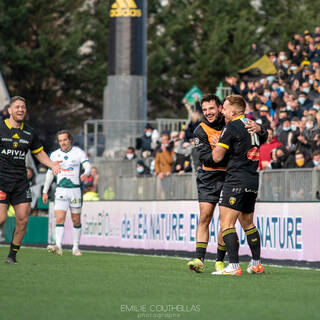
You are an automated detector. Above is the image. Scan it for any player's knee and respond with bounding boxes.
[71,216,81,225]
[198,214,211,227]
[16,215,29,226]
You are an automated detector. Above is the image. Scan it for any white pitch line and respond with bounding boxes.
[1,244,319,271]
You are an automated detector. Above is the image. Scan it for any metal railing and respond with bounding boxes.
[93,161,320,202]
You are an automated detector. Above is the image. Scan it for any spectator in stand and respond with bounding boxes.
[259,128,283,170]
[135,123,154,159]
[286,151,313,168]
[83,184,100,201]
[136,160,151,177]
[172,142,192,175]
[183,97,203,140]
[83,167,99,193]
[189,138,201,172]
[302,115,320,151]
[277,118,296,150]
[311,150,320,169]
[245,101,256,120]
[178,129,188,143]
[256,105,272,129]
[154,133,174,179]
[298,91,313,111]
[271,145,292,169]
[123,146,137,160]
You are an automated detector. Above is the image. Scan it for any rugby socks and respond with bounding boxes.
[73,224,82,251]
[216,243,227,262]
[195,242,208,261]
[245,226,261,261]
[8,242,20,259]
[222,228,240,267]
[55,224,65,249]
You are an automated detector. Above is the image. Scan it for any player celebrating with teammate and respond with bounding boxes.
[187,94,228,273]
[187,94,265,273]
[42,130,91,256]
[0,96,61,264]
[211,95,268,275]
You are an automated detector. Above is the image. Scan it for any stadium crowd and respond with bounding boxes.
[126,27,320,177]
[226,27,320,170]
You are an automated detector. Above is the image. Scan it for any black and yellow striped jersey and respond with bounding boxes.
[217,115,268,188]
[0,119,43,182]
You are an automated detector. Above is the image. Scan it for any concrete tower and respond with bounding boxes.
[103,0,147,153]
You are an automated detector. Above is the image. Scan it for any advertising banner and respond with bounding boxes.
[48,201,320,262]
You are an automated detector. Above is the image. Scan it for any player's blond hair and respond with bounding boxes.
[225,95,246,114]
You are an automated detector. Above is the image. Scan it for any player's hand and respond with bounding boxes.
[51,160,62,175]
[245,119,261,135]
[42,193,48,204]
[80,174,88,184]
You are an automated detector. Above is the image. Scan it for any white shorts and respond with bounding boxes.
[54,187,82,213]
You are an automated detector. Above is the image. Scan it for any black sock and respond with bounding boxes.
[195,242,207,261]
[8,242,20,259]
[245,226,261,260]
[217,243,226,262]
[222,228,239,263]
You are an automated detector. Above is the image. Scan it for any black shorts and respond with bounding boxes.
[196,169,226,203]
[218,184,257,213]
[0,180,32,205]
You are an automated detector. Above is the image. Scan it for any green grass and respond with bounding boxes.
[0,246,319,320]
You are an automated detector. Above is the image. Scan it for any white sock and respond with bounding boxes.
[251,259,261,267]
[55,225,64,249]
[230,263,240,269]
[73,224,82,251]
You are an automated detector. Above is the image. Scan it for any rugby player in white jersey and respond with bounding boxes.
[42,130,91,256]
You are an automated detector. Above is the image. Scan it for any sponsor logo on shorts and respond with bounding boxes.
[229,197,236,205]
[19,139,29,144]
[245,188,258,194]
[13,141,19,148]
[2,138,12,142]
[26,188,32,199]
[0,190,6,200]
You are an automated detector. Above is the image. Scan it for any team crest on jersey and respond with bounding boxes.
[64,155,68,160]
[12,141,18,148]
[247,147,259,161]
[229,197,236,205]
[194,137,200,146]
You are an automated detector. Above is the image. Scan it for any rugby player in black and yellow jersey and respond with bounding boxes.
[0,96,61,264]
[187,94,264,273]
[211,94,268,275]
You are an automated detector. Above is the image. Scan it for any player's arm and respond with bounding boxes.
[34,150,61,175]
[212,125,232,163]
[42,169,54,204]
[211,145,227,163]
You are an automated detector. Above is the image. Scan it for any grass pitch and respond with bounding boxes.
[0,246,319,320]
